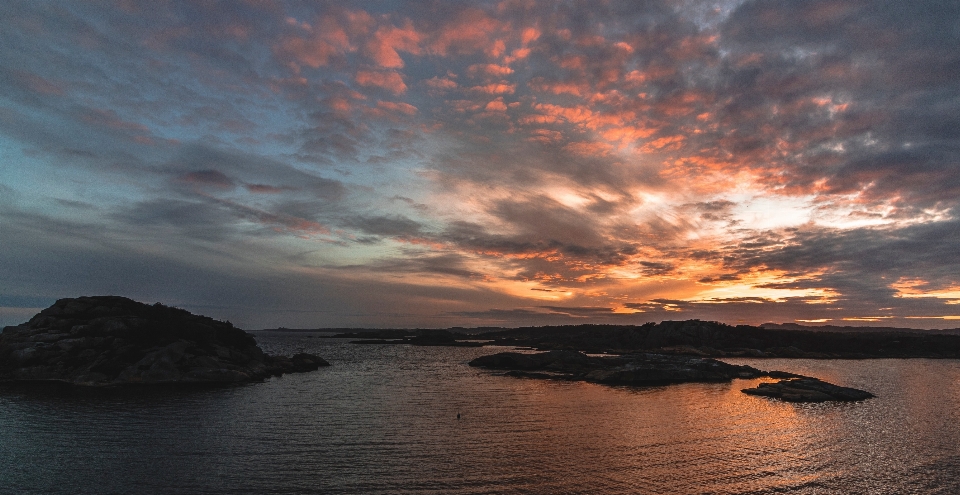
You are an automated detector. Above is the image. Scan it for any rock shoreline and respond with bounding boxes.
[469,350,874,402]
[0,296,329,387]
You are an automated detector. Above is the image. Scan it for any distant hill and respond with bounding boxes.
[473,320,960,358]
[256,320,960,358]
[760,322,960,335]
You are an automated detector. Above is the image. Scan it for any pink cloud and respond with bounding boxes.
[355,70,407,94]
[518,114,562,125]
[527,128,563,143]
[364,20,422,68]
[521,27,540,45]
[467,64,514,77]
[470,83,516,94]
[274,15,353,69]
[425,8,504,56]
[376,100,418,115]
[424,76,458,90]
[447,99,484,113]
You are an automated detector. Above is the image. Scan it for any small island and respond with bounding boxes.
[0,296,329,387]
[469,350,875,402]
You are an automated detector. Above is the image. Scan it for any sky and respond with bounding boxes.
[2,0,959,329]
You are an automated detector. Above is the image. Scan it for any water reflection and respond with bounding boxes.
[1,337,958,494]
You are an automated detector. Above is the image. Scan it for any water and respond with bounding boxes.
[1,332,958,494]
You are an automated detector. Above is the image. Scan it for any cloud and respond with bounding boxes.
[354,69,407,94]
[178,170,235,189]
[2,0,959,328]
[343,215,423,237]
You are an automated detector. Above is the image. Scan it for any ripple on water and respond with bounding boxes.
[1,336,958,494]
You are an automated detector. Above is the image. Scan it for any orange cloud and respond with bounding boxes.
[642,135,685,152]
[529,78,585,96]
[485,98,508,112]
[529,103,628,131]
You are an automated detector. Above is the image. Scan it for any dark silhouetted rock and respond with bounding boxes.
[0,296,330,387]
[470,350,777,385]
[742,378,874,402]
[474,320,960,358]
[469,350,871,401]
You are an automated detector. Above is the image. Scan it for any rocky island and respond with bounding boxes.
[469,350,874,402]
[0,296,329,387]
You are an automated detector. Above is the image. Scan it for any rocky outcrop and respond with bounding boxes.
[0,296,329,386]
[742,378,874,402]
[469,350,872,402]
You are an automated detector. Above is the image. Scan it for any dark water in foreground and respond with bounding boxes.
[1,333,959,494]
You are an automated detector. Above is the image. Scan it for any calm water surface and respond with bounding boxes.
[1,332,959,494]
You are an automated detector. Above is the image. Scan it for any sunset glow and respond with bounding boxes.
[1,1,958,329]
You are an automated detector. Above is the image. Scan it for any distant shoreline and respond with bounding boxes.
[256,320,960,359]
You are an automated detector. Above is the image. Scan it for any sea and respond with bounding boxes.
[1,331,959,494]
